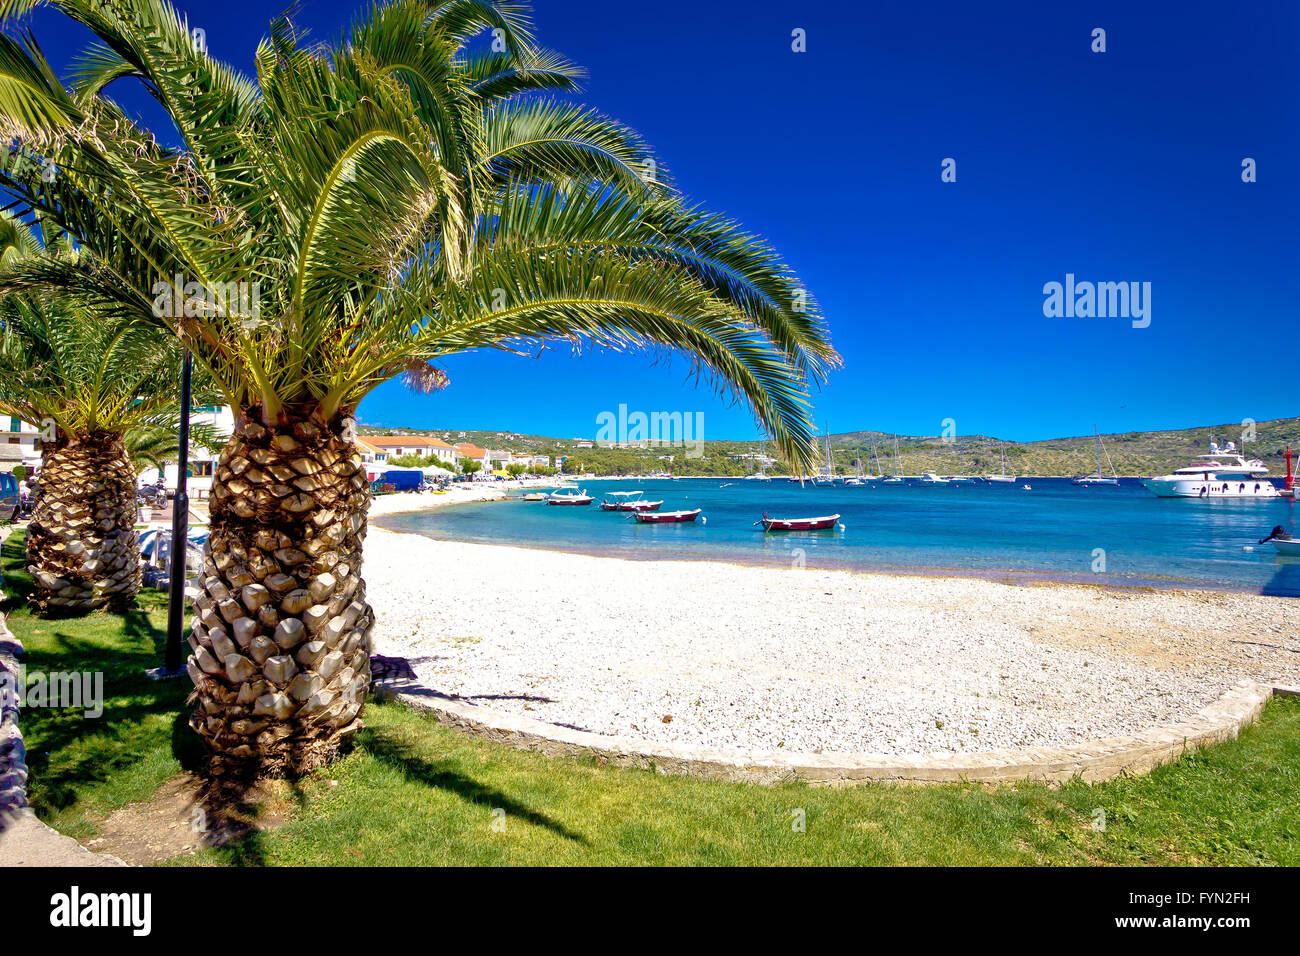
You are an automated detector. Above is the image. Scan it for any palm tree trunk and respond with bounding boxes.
[26,431,141,613]
[187,413,373,776]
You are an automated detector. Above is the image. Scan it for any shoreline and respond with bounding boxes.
[362,522,1300,757]
[371,498,1284,600]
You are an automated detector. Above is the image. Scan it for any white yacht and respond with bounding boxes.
[1142,441,1279,499]
[917,471,949,485]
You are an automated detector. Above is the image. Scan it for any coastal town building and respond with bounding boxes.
[0,414,41,465]
[136,404,235,497]
[453,442,491,470]
[355,437,390,480]
[364,435,457,465]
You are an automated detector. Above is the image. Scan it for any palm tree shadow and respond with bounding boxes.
[362,729,588,845]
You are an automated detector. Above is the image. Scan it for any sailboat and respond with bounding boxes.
[883,434,904,483]
[813,424,835,484]
[947,443,977,483]
[742,437,772,481]
[1073,427,1120,486]
[985,442,1015,483]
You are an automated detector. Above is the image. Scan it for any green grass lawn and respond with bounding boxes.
[4,528,1297,865]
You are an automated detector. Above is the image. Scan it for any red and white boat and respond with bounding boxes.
[633,508,702,523]
[757,512,840,532]
[599,491,663,512]
[547,490,593,506]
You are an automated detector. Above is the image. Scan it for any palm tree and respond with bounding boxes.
[0,212,209,611]
[0,0,837,774]
[123,419,223,477]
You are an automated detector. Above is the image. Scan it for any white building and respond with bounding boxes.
[137,404,235,499]
[363,435,457,466]
[0,414,41,466]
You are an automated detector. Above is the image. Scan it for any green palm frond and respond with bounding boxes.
[476,98,667,192]
[125,418,225,475]
[0,0,837,472]
[0,210,208,440]
[461,48,585,101]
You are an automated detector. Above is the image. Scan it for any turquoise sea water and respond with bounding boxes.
[379,478,1300,596]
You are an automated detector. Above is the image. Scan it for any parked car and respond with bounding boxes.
[0,472,19,522]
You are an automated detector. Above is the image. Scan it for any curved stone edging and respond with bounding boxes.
[0,601,27,824]
[380,678,1285,786]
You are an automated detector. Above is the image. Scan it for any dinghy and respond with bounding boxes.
[547,490,592,505]
[599,491,662,511]
[757,513,841,532]
[633,508,701,523]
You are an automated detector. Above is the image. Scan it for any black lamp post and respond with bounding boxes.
[147,348,192,680]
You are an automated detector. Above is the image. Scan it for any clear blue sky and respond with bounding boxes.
[25,1,1299,441]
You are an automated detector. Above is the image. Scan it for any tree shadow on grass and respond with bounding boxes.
[361,728,589,845]
[0,532,34,612]
[21,620,193,813]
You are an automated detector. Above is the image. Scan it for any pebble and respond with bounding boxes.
[366,526,1300,755]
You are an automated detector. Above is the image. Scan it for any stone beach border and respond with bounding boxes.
[0,594,27,823]
[381,677,1299,786]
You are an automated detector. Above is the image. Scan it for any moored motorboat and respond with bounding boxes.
[633,508,702,523]
[521,492,547,501]
[757,512,841,532]
[547,489,593,505]
[598,491,662,511]
[1142,440,1279,499]
[918,471,949,485]
[1260,525,1299,556]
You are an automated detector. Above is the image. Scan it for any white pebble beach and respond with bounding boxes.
[363,493,1300,756]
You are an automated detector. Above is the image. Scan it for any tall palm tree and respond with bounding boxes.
[0,0,837,774]
[0,211,207,611]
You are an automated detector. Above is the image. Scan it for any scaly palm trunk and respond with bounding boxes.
[187,413,373,776]
[26,431,141,613]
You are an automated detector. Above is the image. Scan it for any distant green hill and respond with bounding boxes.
[358,417,1300,478]
[830,418,1298,478]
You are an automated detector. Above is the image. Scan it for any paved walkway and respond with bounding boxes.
[0,810,125,866]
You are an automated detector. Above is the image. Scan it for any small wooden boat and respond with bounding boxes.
[599,491,663,512]
[606,500,663,512]
[547,490,592,506]
[757,513,840,532]
[633,508,701,523]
